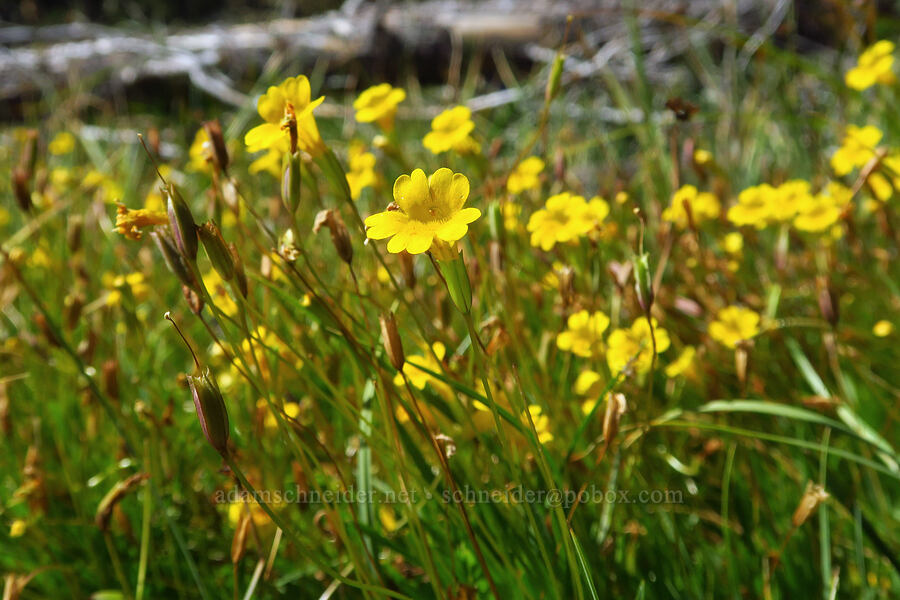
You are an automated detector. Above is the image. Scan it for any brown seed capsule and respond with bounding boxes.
[558,266,575,309]
[12,167,32,212]
[791,481,829,528]
[735,341,750,385]
[313,209,353,266]
[816,276,839,327]
[202,119,229,175]
[188,369,230,456]
[102,359,119,400]
[95,472,150,531]
[67,215,83,253]
[182,285,204,315]
[63,293,84,330]
[151,230,196,290]
[166,183,198,262]
[602,393,627,451]
[379,312,405,371]
[199,221,235,281]
[554,147,566,182]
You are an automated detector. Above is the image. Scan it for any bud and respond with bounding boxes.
[735,341,750,385]
[182,285,204,315]
[602,393,627,451]
[545,53,566,103]
[165,183,198,261]
[63,293,84,330]
[151,230,196,290]
[282,151,302,214]
[791,481,829,528]
[66,215,83,252]
[12,167,32,212]
[202,119,229,175]
[553,147,566,181]
[816,276,839,327]
[487,201,503,240]
[187,369,230,456]
[379,312,405,371]
[199,221,235,281]
[102,359,119,401]
[558,265,575,308]
[229,243,248,299]
[437,248,473,314]
[313,209,353,265]
[633,252,653,313]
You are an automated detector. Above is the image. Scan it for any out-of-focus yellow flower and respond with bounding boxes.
[664,346,696,378]
[615,191,629,205]
[793,193,844,233]
[506,157,545,194]
[694,148,712,165]
[721,232,743,255]
[873,320,894,337]
[203,269,238,317]
[423,106,475,154]
[661,184,720,229]
[9,519,26,538]
[105,272,150,306]
[574,370,603,398]
[556,310,610,359]
[845,40,895,91]
[144,190,165,212]
[114,202,168,240]
[831,125,882,176]
[227,498,270,529]
[606,317,670,375]
[50,167,72,188]
[261,399,301,429]
[364,168,480,254]
[581,196,611,237]
[49,131,76,155]
[353,83,406,131]
[771,180,813,222]
[394,342,452,399]
[84,170,124,203]
[346,142,377,200]
[502,201,522,231]
[379,506,400,533]
[727,184,776,228]
[526,405,553,444]
[527,192,592,250]
[709,306,760,348]
[244,75,325,156]
[188,128,212,173]
[249,143,287,178]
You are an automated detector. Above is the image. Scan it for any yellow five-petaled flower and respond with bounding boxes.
[708,306,761,349]
[365,168,481,254]
[845,40,896,91]
[244,75,325,157]
[354,83,406,131]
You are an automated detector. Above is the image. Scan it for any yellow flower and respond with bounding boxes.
[708,306,760,348]
[506,157,545,194]
[721,232,743,255]
[664,346,696,378]
[526,405,553,444]
[49,131,76,155]
[114,202,168,240]
[364,168,480,254]
[346,142,377,200]
[203,269,238,317]
[394,342,452,399]
[793,193,843,233]
[694,148,713,165]
[262,400,301,429]
[105,272,149,306]
[244,75,325,156]
[831,125,882,176]
[661,184,720,229]
[502,201,522,231]
[227,499,271,529]
[574,370,604,398]
[9,519,26,538]
[353,83,406,131]
[615,191,629,205]
[556,310,610,359]
[873,320,894,337]
[527,192,592,250]
[606,317,670,375]
[582,196,611,236]
[249,143,287,178]
[423,106,475,154]
[727,184,776,228]
[188,128,212,173]
[845,40,896,91]
[771,180,813,222]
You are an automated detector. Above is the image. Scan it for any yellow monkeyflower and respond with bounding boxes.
[525,405,553,444]
[831,125,882,176]
[261,399,301,430]
[114,202,168,240]
[394,342,452,400]
[506,157,545,194]
[354,83,406,131]
[188,127,212,173]
[346,142,377,200]
[249,142,288,179]
[662,184,720,229]
[845,41,896,91]
[501,201,522,231]
[606,317,670,375]
[423,106,475,154]
[771,180,813,222]
[244,75,325,156]
[873,320,894,337]
[556,310,610,359]
[527,192,593,250]
[664,346,697,378]
[709,306,760,348]
[364,168,480,255]
[581,196,611,236]
[574,370,604,399]
[49,131,76,155]
[104,272,150,307]
[727,184,776,228]
[9,519,26,538]
[721,232,744,255]
[694,148,713,166]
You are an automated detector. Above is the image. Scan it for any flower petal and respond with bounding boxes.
[393,169,428,214]
[244,123,284,153]
[386,230,411,253]
[365,211,409,239]
[436,220,468,242]
[404,231,434,254]
[429,168,470,211]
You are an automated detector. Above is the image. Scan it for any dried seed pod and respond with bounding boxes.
[102,359,119,401]
[602,393,627,451]
[816,276,839,328]
[379,312,405,371]
[791,481,829,528]
[165,183,198,261]
[202,119,229,175]
[188,369,230,456]
[95,472,150,531]
[313,209,353,266]
[199,221,235,281]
